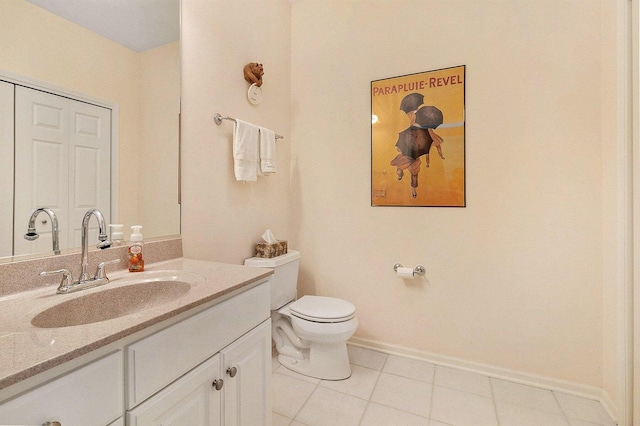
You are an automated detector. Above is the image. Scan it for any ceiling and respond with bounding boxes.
[27,0,180,52]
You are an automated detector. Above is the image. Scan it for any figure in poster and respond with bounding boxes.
[390,93,445,198]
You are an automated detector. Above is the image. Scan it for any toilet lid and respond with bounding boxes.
[289,296,356,323]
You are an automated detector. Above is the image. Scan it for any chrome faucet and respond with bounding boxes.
[40,208,119,294]
[24,207,60,255]
[79,208,112,282]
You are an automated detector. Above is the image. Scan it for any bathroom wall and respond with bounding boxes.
[179,0,627,418]
[139,42,181,237]
[289,0,623,412]
[180,0,292,263]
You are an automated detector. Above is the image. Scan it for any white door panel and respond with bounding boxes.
[14,86,111,255]
[14,86,69,255]
[69,101,111,247]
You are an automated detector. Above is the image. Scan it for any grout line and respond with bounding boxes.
[489,375,502,426]
[551,390,572,424]
[427,362,437,421]
[357,363,385,426]
[290,376,320,424]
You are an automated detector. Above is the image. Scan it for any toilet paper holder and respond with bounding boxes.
[393,263,425,276]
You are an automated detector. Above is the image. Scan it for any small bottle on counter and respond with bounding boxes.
[128,225,144,272]
[109,224,124,246]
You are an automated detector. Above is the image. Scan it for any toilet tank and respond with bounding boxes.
[244,250,300,310]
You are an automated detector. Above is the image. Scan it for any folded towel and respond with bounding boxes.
[259,127,277,173]
[233,119,260,182]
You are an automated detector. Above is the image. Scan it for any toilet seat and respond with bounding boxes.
[289,295,356,323]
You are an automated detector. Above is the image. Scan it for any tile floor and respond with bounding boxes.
[271,346,616,426]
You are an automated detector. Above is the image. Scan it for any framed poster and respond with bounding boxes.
[371,65,465,207]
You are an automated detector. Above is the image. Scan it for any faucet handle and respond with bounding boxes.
[40,269,74,294]
[95,259,121,280]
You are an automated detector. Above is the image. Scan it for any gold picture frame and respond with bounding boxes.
[371,65,466,207]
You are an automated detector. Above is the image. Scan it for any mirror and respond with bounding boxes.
[0,0,181,261]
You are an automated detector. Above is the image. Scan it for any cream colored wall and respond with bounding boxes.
[180,0,627,418]
[0,0,140,231]
[599,0,630,418]
[180,0,292,263]
[290,0,612,393]
[139,42,181,238]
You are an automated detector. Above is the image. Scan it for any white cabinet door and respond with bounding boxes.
[127,353,223,426]
[0,351,123,426]
[222,320,271,426]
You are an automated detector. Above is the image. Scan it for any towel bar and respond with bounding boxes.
[214,113,284,139]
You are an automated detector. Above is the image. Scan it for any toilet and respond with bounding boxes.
[244,250,357,380]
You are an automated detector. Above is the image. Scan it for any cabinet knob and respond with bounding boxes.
[212,378,224,390]
[226,366,237,377]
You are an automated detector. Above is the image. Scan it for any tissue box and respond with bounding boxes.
[255,240,288,258]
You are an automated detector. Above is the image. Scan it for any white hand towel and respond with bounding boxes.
[259,127,277,173]
[233,119,260,182]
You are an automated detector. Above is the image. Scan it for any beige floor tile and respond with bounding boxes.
[382,354,435,383]
[295,387,367,426]
[496,400,569,426]
[491,378,562,414]
[319,364,380,400]
[360,402,429,426]
[370,372,432,417]
[347,345,388,371]
[430,385,498,426]
[271,372,317,419]
[434,365,492,397]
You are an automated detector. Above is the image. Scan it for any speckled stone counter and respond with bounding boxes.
[0,252,272,392]
[0,235,184,297]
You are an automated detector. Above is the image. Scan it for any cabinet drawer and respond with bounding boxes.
[0,351,123,426]
[126,281,270,408]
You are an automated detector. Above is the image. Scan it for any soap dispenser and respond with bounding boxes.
[109,224,124,246]
[128,225,144,272]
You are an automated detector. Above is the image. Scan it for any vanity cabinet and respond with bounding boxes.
[0,279,271,426]
[0,350,123,425]
[126,281,271,426]
[125,282,270,409]
[127,320,271,426]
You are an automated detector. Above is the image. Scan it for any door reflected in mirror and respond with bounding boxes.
[0,0,181,260]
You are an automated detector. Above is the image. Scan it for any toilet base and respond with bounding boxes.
[276,341,351,380]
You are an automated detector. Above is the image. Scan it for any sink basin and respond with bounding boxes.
[31,280,191,328]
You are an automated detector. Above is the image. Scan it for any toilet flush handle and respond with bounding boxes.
[227,366,237,377]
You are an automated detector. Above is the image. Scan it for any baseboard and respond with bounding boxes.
[348,336,619,424]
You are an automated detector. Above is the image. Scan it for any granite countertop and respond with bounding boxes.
[0,258,272,390]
